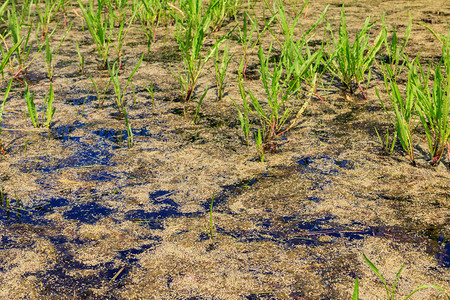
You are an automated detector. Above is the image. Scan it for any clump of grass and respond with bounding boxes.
[107,55,144,148]
[326,5,386,98]
[135,0,168,53]
[214,42,233,101]
[0,79,13,154]
[35,0,62,38]
[169,0,234,122]
[378,27,450,166]
[170,0,225,103]
[233,0,327,159]
[76,41,85,74]
[77,0,111,69]
[376,63,417,165]
[232,70,251,145]
[38,22,71,82]
[209,0,241,32]
[382,14,412,81]
[234,10,261,79]
[411,28,450,166]
[250,43,298,143]
[24,82,55,129]
[267,0,328,103]
[234,42,302,160]
[352,254,449,300]
[1,0,41,79]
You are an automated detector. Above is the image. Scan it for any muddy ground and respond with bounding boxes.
[0,0,449,299]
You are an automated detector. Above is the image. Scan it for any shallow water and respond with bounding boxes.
[0,0,449,299]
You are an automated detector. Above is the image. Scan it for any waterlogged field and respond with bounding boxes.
[0,0,449,299]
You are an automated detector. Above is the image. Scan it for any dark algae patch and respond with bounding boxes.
[0,0,449,299]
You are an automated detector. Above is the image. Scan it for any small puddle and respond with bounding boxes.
[93,127,153,147]
[217,215,449,268]
[202,176,260,211]
[38,239,158,296]
[66,95,97,106]
[47,121,85,142]
[216,214,370,246]
[296,155,354,173]
[126,190,202,230]
[16,140,115,173]
[64,202,115,224]
[295,155,353,190]
[0,189,67,225]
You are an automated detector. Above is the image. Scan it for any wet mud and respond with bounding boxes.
[0,0,449,299]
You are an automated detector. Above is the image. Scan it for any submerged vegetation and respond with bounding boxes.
[0,0,449,298]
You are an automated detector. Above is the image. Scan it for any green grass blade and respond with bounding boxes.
[403,285,449,300]
[122,105,133,148]
[352,278,359,300]
[0,0,9,18]
[45,83,55,128]
[0,37,24,75]
[363,254,388,287]
[125,53,144,90]
[0,79,13,143]
[24,83,38,128]
[194,88,208,124]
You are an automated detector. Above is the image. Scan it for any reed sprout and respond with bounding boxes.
[209,192,214,239]
[44,83,56,128]
[0,36,22,80]
[0,1,9,18]
[0,79,13,153]
[170,0,225,103]
[35,0,62,38]
[135,0,168,53]
[144,82,155,108]
[214,41,233,101]
[235,11,259,79]
[76,41,85,74]
[107,55,144,148]
[1,0,40,79]
[374,127,396,155]
[108,55,143,109]
[376,63,417,165]
[24,82,55,128]
[77,0,112,69]
[411,31,450,166]
[89,73,111,109]
[382,14,412,81]
[24,82,38,128]
[108,1,138,69]
[352,254,449,300]
[38,23,71,82]
[326,5,386,98]
[232,68,251,145]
